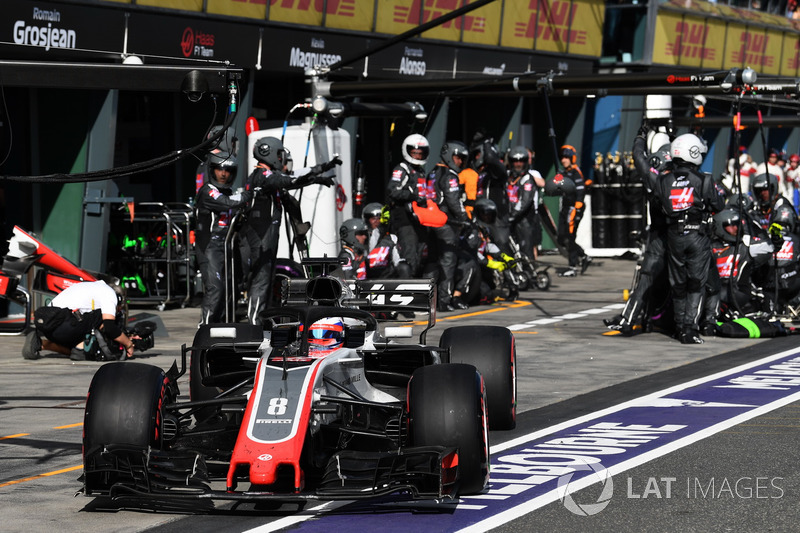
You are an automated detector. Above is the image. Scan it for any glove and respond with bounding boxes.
[486,259,506,271]
[321,156,342,172]
[416,196,428,207]
[769,222,785,245]
[314,175,335,187]
[637,122,651,138]
[501,253,517,269]
[310,156,342,175]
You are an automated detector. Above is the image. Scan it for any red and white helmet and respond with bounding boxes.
[308,318,344,351]
[402,134,430,166]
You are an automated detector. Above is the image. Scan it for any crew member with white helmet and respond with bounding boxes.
[647,132,725,344]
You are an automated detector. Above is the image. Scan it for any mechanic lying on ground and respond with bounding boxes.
[22,280,137,361]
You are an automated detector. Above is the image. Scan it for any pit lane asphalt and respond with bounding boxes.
[0,252,793,533]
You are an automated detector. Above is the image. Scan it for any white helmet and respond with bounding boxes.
[670,133,707,166]
[647,131,671,155]
[402,134,429,166]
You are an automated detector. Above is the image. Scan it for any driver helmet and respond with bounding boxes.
[308,318,344,351]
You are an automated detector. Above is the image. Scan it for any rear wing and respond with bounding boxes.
[353,279,437,343]
[279,276,437,343]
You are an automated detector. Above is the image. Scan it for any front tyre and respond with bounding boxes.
[83,363,170,494]
[408,363,489,495]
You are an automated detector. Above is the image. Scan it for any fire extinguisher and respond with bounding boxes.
[354,160,366,216]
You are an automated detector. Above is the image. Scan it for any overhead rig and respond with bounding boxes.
[308,67,762,100]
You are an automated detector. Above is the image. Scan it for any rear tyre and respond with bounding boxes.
[516,270,531,291]
[408,363,489,495]
[535,270,551,291]
[440,325,516,430]
[83,363,169,493]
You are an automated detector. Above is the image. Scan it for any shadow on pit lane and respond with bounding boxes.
[79,495,459,516]
[80,496,315,516]
[0,437,81,459]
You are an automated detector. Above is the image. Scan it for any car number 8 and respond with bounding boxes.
[267,397,289,415]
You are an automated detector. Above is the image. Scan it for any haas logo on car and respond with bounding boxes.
[257,454,273,461]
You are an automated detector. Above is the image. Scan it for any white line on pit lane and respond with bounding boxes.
[507,303,625,330]
[456,345,800,533]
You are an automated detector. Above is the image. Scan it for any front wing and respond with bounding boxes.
[83,445,460,501]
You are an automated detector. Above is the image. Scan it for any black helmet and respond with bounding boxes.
[362,202,384,223]
[544,173,577,197]
[207,126,238,157]
[751,173,778,208]
[771,204,797,233]
[507,145,530,177]
[726,193,754,212]
[208,151,237,187]
[469,141,500,171]
[208,151,237,171]
[253,136,287,170]
[474,198,497,224]
[713,209,742,244]
[440,141,469,172]
[648,143,672,172]
[339,218,369,247]
[560,144,578,165]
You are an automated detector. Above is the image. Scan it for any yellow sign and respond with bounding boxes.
[207,0,265,20]
[500,0,534,49]
[269,0,324,26]
[499,0,604,57]
[137,0,202,11]
[461,0,502,46]
[421,0,462,41]
[725,24,780,74]
[653,11,723,69]
[325,0,374,32]
[782,33,800,77]
[375,0,419,35]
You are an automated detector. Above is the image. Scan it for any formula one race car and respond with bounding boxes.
[80,267,516,504]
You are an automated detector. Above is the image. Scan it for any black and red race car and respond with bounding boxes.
[80,271,516,504]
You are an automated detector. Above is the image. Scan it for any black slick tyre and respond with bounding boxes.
[83,362,168,493]
[440,325,517,430]
[408,363,489,495]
